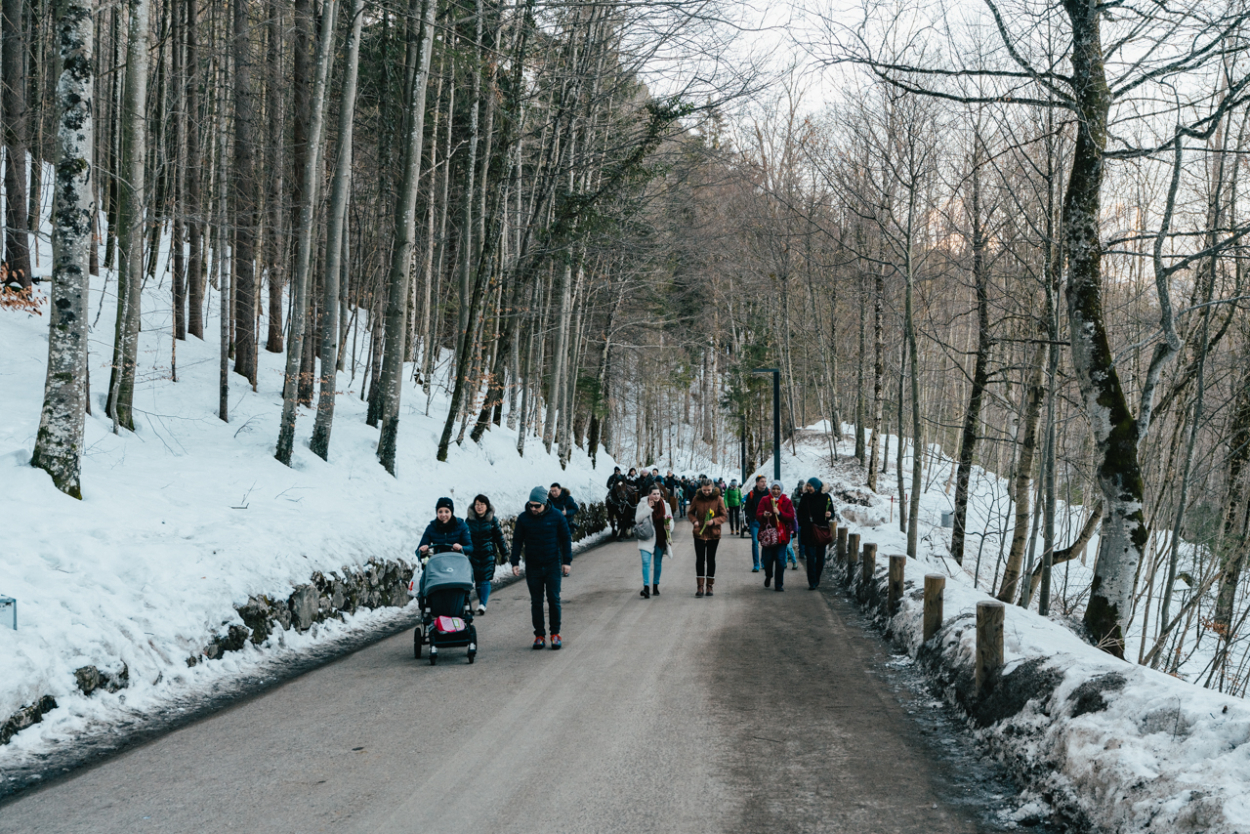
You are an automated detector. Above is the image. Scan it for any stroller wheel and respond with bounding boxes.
[429,652,437,666]
[414,630,423,660]
[467,653,476,664]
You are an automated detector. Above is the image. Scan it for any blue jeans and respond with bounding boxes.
[526,564,562,637]
[750,522,761,568]
[762,545,786,588]
[640,545,666,586]
[787,541,798,565]
[476,581,492,606]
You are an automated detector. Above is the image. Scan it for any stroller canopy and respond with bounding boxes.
[420,552,475,597]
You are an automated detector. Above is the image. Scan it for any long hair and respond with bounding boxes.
[471,494,494,516]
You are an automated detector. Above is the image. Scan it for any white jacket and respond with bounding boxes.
[635,498,672,553]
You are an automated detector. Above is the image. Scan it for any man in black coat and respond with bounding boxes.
[511,486,573,650]
[549,483,579,536]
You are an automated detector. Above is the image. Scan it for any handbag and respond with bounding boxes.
[812,525,834,546]
[758,498,782,547]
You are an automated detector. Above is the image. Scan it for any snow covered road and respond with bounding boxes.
[0,528,1036,833]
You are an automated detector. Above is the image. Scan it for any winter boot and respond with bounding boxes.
[640,585,651,599]
[705,577,714,597]
[696,578,705,598]
[652,584,660,596]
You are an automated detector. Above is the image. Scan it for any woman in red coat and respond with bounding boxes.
[756,480,795,591]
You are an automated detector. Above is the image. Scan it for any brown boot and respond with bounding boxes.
[705,577,715,597]
[696,578,705,598]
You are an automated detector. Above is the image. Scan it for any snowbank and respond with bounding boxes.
[0,269,616,770]
[767,425,1250,833]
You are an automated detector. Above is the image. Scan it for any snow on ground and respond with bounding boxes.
[759,424,1250,833]
[0,246,616,771]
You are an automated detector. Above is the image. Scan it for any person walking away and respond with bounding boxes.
[510,486,573,649]
[743,475,770,569]
[635,484,672,598]
[725,480,743,535]
[797,479,834,590]
[418,497,474,563]
[549,483,579,538]
[786,481,805,568]
[687,478,728,597]
[756,481,795,591]
[465,494,509,613]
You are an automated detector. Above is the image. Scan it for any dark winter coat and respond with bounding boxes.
[550,491,579,525]
[417,517,474,558]
[755,494,796,546]
[687,490,729,540]
[796,492,835,545]
[743,486,769,523]
[510,506,573,569]
[465,510,509,583]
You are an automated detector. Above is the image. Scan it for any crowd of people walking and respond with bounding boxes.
[414,468,840,651]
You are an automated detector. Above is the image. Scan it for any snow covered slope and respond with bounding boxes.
[0,263,615,767]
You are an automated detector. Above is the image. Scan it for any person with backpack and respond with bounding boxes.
[635,484,672,598]
[743,475,770,569]
[418,497,474,562]
[725,480,743,535]
[756,480,795,591]
[510,486,573,650]
[687,478,728,597]
[796,479,835,590]
[465,494,510,613]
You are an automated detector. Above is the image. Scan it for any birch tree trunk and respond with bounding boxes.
[310,0,365,461]
[275,0,338,465]
[376,0,436,474]
[185,0,204,339]
[997,342,1047,602]
[231,0,258,386]
[106,0,150,431]
[32,0,93,498]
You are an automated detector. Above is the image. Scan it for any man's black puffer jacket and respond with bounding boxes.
[465,510,509,583]
[510,506,572,569]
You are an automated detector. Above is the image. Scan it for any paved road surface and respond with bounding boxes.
[0,526,1010,833]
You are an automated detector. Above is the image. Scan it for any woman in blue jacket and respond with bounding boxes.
[418,497,474,563]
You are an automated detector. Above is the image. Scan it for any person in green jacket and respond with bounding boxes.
[725,480,744,536]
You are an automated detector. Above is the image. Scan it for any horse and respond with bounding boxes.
[607,480,640,539]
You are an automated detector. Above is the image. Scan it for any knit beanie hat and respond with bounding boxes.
[436,496,455,513]
[529,485,549,505]
[807,477,823,491]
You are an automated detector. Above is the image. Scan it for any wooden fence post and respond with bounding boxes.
[836,526,848,565]
[976,601,1005,697]
[845,533,860,587]
[923,574,945,642]
[888,555,906,615]
[860,543,877,600]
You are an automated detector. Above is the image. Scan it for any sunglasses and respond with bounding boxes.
[527,502,544,510]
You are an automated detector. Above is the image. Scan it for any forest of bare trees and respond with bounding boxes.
[13,0,1250,691]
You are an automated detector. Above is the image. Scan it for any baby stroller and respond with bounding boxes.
[413,548,478,665]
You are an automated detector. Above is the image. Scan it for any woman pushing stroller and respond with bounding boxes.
[418,497,474,560]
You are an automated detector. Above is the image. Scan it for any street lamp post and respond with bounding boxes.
[753,368,781,482]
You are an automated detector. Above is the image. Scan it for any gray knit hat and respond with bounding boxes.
[528,485,549,505]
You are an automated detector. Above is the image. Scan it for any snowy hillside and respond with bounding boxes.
[759,425,1250,833]
[0,250,616,765]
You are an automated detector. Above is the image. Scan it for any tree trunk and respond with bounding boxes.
[263,0,284,353]
[2,0,32,286]
[866,267,884,490]
[1063,0,1149,657]
[275,0,338,465]
[310,0,365,461]
[231,0,258,386]
[997,342,1047,602]
[32,0,93,498]
[376,0,436,474]
[106,0,150,431]
[185,0,204,338]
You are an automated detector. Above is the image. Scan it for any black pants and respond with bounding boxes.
[694,538,720,578]
[728,506,742,533]
[526,563,562,637]
[762,545,786,588]
[804,543,827,588]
